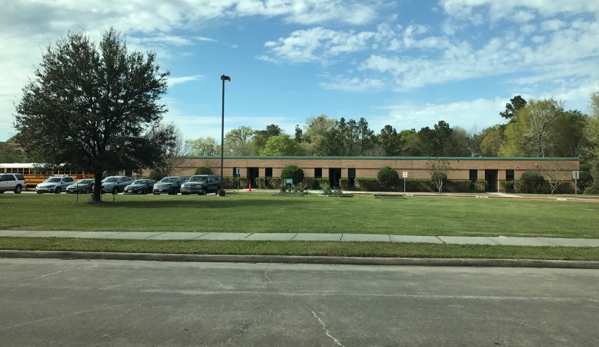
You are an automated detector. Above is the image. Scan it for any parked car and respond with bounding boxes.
[96,176,133,194]
[0,173,26,194]
[153,176,185,195]
[66,179,95,194]
[35,176,75,194]
[180,175,221,195]
[124,179,156,195]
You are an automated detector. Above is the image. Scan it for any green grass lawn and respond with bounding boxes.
[2,237,599,261]
[1,192,598,238]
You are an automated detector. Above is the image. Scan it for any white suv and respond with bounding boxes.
[35,176,75,194]
[0,173,26,194]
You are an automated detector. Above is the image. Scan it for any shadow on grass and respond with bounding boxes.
[82,197,315,209]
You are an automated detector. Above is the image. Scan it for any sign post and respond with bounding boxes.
[402,171,408,193]
[573,171,579,201]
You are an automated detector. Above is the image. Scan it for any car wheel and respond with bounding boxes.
[142,188,147,194]
[202,187,208,195]
[36,191,41,194]
[85,188,90,194]
[14,186,22,194]
[55,187,61,194]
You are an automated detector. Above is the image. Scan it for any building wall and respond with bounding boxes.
[169,156,579,189]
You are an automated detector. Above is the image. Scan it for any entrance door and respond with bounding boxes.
[329,168,341,189]
[247,168,259,188]
[485,170,498,192]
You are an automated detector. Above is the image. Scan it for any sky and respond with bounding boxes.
[1,0,599,143]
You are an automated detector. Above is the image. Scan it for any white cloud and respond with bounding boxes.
[261,24,450,64]
[357,19,599,91]
[513,11,536,23]
[168,75,204,87]
[440,0,599,21]
[196,36,218,42]
[141,35,194,46]
[541,19,566,31]
[531,35,545,44]
[374,98,509,132]
[520,24,536,35]
[320,77,384,91]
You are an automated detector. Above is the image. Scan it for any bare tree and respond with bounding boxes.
[426,158,451,193]
[538,160,565,195]
[152,123,191,178]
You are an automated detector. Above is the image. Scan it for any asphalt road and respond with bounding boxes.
[1,259,598,347]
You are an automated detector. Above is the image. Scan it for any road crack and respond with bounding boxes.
[309,309,345,347]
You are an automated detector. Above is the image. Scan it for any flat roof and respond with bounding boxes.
[184,156,579,161]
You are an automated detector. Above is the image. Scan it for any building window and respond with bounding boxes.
[348,168,356,188]
[506,170,515,181]
[469,169,477,182]
[314,168,322,178]
[265,168,273,177]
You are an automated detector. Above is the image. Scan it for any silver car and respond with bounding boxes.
[36,176,75,194]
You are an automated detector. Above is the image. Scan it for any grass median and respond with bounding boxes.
[2,237,599,261]
[2,192,599,238]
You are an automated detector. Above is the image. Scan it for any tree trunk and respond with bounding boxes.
[93,173,103,202]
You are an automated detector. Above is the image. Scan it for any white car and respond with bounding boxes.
[0,173,26,194]
[36,176,75,194]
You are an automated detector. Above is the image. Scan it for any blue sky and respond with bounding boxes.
[1,0,598,142]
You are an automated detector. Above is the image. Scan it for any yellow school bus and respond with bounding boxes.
[0,163,94,188]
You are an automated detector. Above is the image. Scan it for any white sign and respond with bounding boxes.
[572,171,579,180]
[402,171,408,178]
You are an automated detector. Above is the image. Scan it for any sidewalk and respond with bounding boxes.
[2,230,599,247]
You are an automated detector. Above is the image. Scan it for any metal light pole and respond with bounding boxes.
[219,75,230,197]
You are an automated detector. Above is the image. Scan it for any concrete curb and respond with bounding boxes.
[2,250,599,269]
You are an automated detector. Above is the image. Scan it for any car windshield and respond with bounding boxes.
[46,178,61,183]
[132,180,146,185]
[104,177,118,182]
[78,179,92,184]
[188,176,207,182]
[160,177,176,183]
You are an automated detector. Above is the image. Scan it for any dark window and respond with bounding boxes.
[506,170,515,181]
[314,168,322,178]
[232,168,239,177]
[469,169,478,182]
[2,175,15,181]
[265,168,273,177]
[348,168,356,188]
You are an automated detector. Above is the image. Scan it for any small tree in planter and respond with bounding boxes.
[281,165,304,185]
[377,166,399,191]
[426,158,451,193]
[194,166,213,175]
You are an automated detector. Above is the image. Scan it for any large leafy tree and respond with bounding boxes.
[14,28,172,202]
[259,134,298,156]
[499,99,564,157]
[251,124,282,155]
[500,95,527,120]
[417,121,455,156]
[186,136,219,156]
[224,126,253,156]
[0,142,28,163]
[378,125,402,156]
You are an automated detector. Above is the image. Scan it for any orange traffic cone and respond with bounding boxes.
[248,182,252,192]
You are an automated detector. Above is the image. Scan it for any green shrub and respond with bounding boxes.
[474,180,487,193]
[405,179,436,192]
[316,178,329,189]
[268,177,282,189]
[515,171,545,193]
[499,181,515,193]
[194,166,213,175]
[583,184,599,195]
[222,177,247,189]
[445,180,471,193]
[377,166,399,191]
[281,165,304,185]
[355,178,382,191]
[302,177,316,190]
[148,169,162,181]
[339,178,349,190]
[256,177,266,189]
[319,180,331,195]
